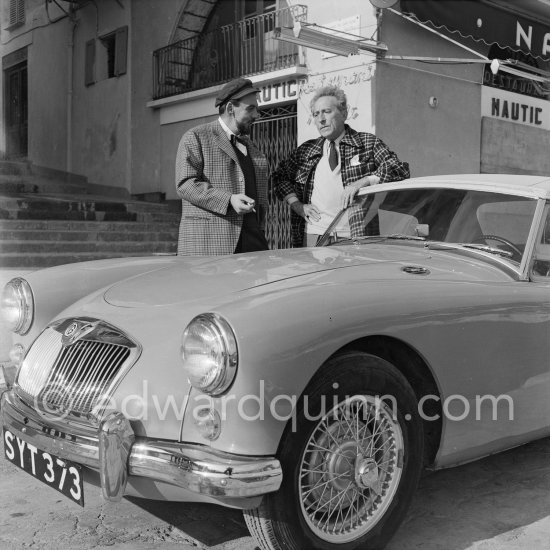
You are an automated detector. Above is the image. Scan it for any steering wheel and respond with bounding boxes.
[472,234,523,261]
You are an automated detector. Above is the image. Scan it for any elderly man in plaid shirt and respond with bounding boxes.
[273,85,410,247]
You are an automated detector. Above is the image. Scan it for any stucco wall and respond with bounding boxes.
[376,8,483,177]
[295,0,378,145]
[0,0,69,168]
[130,0,183,197]
[28,23,69,171]
[69,2,131,190]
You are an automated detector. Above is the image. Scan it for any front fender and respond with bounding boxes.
[182,279,410,456]
[9,256,180,350]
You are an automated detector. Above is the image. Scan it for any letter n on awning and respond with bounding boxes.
[400,0,550,61]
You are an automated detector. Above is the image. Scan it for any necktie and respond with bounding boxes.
[328,140,338,171]
[231,134,248,148]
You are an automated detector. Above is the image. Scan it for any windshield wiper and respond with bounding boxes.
[329,235,388,245]
[459,243,513,258]
[385,234,426,241]
[326,234,426,246]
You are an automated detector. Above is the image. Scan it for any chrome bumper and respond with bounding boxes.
[1,390,282,503]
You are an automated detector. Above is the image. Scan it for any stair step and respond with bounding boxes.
[0,193,181,223]
[0,219,179,232]
[0,161,182,270]
[0,160,129,199]
[0,175,93,196]
[0,161,33,176]
[0,229,178,242]
[0,252,176,269]
[0,240,176,254]
[0,196,129,211]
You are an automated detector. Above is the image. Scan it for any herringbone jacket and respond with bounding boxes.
[175,120,269,255]
[272,125,410,247]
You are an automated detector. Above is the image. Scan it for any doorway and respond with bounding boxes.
[4,61,28,158]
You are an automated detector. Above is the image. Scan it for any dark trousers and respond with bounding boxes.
[234,213,269,253]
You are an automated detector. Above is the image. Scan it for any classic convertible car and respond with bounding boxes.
[2,174,550,550]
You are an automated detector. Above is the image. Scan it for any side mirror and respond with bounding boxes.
[415,224,429,238]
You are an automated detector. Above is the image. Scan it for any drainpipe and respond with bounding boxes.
[67,14,77,175]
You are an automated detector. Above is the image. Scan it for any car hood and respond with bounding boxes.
[103,248,368,307]
[103,244,514,308]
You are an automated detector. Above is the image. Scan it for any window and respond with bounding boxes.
[8,0,25,28]
[100,26,128,78]
[101,33,117,78]
[86,26,128,85]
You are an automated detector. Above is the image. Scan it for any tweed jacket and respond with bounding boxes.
[175,120,269,255]
[272,125,410,247]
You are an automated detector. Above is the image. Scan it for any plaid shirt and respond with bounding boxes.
[273,125,410,247]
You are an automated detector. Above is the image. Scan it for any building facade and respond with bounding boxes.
[2,0,550,247]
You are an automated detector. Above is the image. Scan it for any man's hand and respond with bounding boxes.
[291,201,321,223]
[341,186,360,209]
[340,175,380,209]
[230,194,256,214]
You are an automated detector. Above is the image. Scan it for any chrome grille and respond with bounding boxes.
[16,318,140,415]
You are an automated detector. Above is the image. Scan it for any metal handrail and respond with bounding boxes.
[153,5,307,100]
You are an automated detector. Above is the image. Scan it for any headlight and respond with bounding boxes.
[1,278,34,335]
[182,313,238,396]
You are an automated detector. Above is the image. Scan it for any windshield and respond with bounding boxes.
[318,187,538,264]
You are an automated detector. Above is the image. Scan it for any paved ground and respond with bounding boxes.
[0,427,549,550]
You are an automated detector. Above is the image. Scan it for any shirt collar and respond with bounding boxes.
[218,117,236,140]
[325,130,345,151]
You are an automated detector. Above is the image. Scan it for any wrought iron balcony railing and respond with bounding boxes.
[153,5,307,100]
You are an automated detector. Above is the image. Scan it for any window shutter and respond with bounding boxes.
[16,0,25,23]
[114,26,128,76]
[85,39,96,86]
[9,0,25,27]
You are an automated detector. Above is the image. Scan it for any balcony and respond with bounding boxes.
[152,5,307,100]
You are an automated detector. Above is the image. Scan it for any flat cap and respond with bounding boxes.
[215,77,260,107]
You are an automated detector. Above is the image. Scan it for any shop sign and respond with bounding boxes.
[481,86,549,130]
[482,68,545,99]
[258,78,298,106]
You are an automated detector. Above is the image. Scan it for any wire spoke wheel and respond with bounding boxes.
[299,395,404,543]
[243,352,423,550]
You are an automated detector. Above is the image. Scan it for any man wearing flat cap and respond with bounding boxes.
[175,77,270,255]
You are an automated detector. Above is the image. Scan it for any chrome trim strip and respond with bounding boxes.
[1,390,282,500]
[520,198,547,280]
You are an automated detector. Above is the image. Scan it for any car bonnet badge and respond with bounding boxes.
[62,320,96,346]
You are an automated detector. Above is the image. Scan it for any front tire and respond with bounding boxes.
[244,351,424,550]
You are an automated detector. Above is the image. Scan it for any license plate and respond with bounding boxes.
[3,427,84,506]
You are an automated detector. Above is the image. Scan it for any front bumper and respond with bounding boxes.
[1,390,282,503]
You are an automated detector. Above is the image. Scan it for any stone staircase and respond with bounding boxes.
[0,160,180,269]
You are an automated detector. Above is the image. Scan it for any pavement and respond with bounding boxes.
[0,432,549,549]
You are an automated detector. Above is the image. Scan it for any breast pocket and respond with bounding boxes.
[345,153,375,181]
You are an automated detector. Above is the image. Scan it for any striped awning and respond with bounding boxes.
[400,0,550,61]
